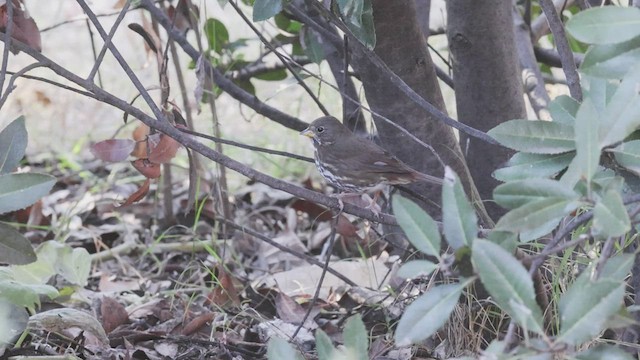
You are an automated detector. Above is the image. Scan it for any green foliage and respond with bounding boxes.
[566,6,640,45]
[266,314,368,360]
[390,10,640,349]
[442,168,477,249]
[0,117,54,265]
[204,18,229,55]
[335,0,376,49]
[252,0,284,22]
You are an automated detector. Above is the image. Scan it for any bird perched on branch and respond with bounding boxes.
[301,116,442,210]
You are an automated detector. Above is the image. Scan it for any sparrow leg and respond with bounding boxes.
[365,191,382,217]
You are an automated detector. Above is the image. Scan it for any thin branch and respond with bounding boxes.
[217,217,357,287]
[3,71,96,98]
[179,128,314,163]
[534,46,583,69]
[140,0,308,132]
[538,0,583,101]
[531,0,575,42]
[292,214,340,340]
[513,7,551,119]
[76,0,165,122]
[303,1,499,146]
[0,33,395,225]
[0,62,44,108]
[0,0,14,100]
[87,1,131,83]
[232,58,312,82]
[228,0,330,116]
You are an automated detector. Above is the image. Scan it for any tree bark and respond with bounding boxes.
[351,0,482,221]
[447,0,527,219]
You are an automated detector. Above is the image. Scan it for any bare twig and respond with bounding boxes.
[141,0,308,131]
[0,32,394,225]
[76,0,165,122]
[0,0,14,101]
[179,128,314,163]
[87,1,131,83]
[217,217,357,287]
[0,62,44,108]
[302,1,499,146]
[538,0,582,101]
[291,214,340,340]
[228,0,330,116]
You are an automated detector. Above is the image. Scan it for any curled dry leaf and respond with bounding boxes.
[120,178,151,206]
[131,159,161,179]
[90,139,135,162]
[148,134,180,164]
[0,0,41,53]
[100,297,129,334]
[205,265,241,308]
[131,124,150,158]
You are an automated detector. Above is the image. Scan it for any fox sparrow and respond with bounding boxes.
[300,116,442,194]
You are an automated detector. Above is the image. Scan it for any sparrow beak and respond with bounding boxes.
[300,127,315,138]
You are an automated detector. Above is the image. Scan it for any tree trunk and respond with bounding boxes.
[446,0,527,219]
[351,0,482,222]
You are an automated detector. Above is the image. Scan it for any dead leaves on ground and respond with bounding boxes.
[2,157,414,359]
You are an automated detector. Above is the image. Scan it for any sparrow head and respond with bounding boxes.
[300,116,351,146]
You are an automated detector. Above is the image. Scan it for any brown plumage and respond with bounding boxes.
[300,116,442,193]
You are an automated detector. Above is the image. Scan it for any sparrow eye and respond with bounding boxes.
[317,126,325,133]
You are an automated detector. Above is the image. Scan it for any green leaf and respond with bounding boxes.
[56,246,91,286]
[0,279,57,309]
[574,97,601,184]
[392,195,441,257]
[395,280,470,346]
[254,68,288,81]
[493,179,578,209]
[488,120,575,154]
[0,300,28,347]
[599,254,635,282]
[599,65,640,147]
[28,308,108,345]
[495,197,581,235]
[0,116,27,175]
[301,25,325,63]
[442,167,477,249]
[10,241,89,286]
[582,36,640,78]
[520,217,563,242]
[396,260,438,279]
[343,314,368,360]
[204,18,229,54]
[0,222,36,265]
[0,173,55,214]
[267,337,303,360]
[472,239,544,334]
[592,189,630,238]
[315,329,337,360]
[585,76,617,115]
[549,95,579,124]
[566,6,640,45]
[611,140,640,175]
[558,279,624,345]
[337,0,376,49]
[575,344,634,360]
[493,152,574,182]
[253,0,283,22]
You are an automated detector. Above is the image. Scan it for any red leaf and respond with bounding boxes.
[148,134,180,163]
[90,139,135,162]
[131,124,150,159]
[120,179,150,206]
[131,159,161,179]
[0,1,41,52]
